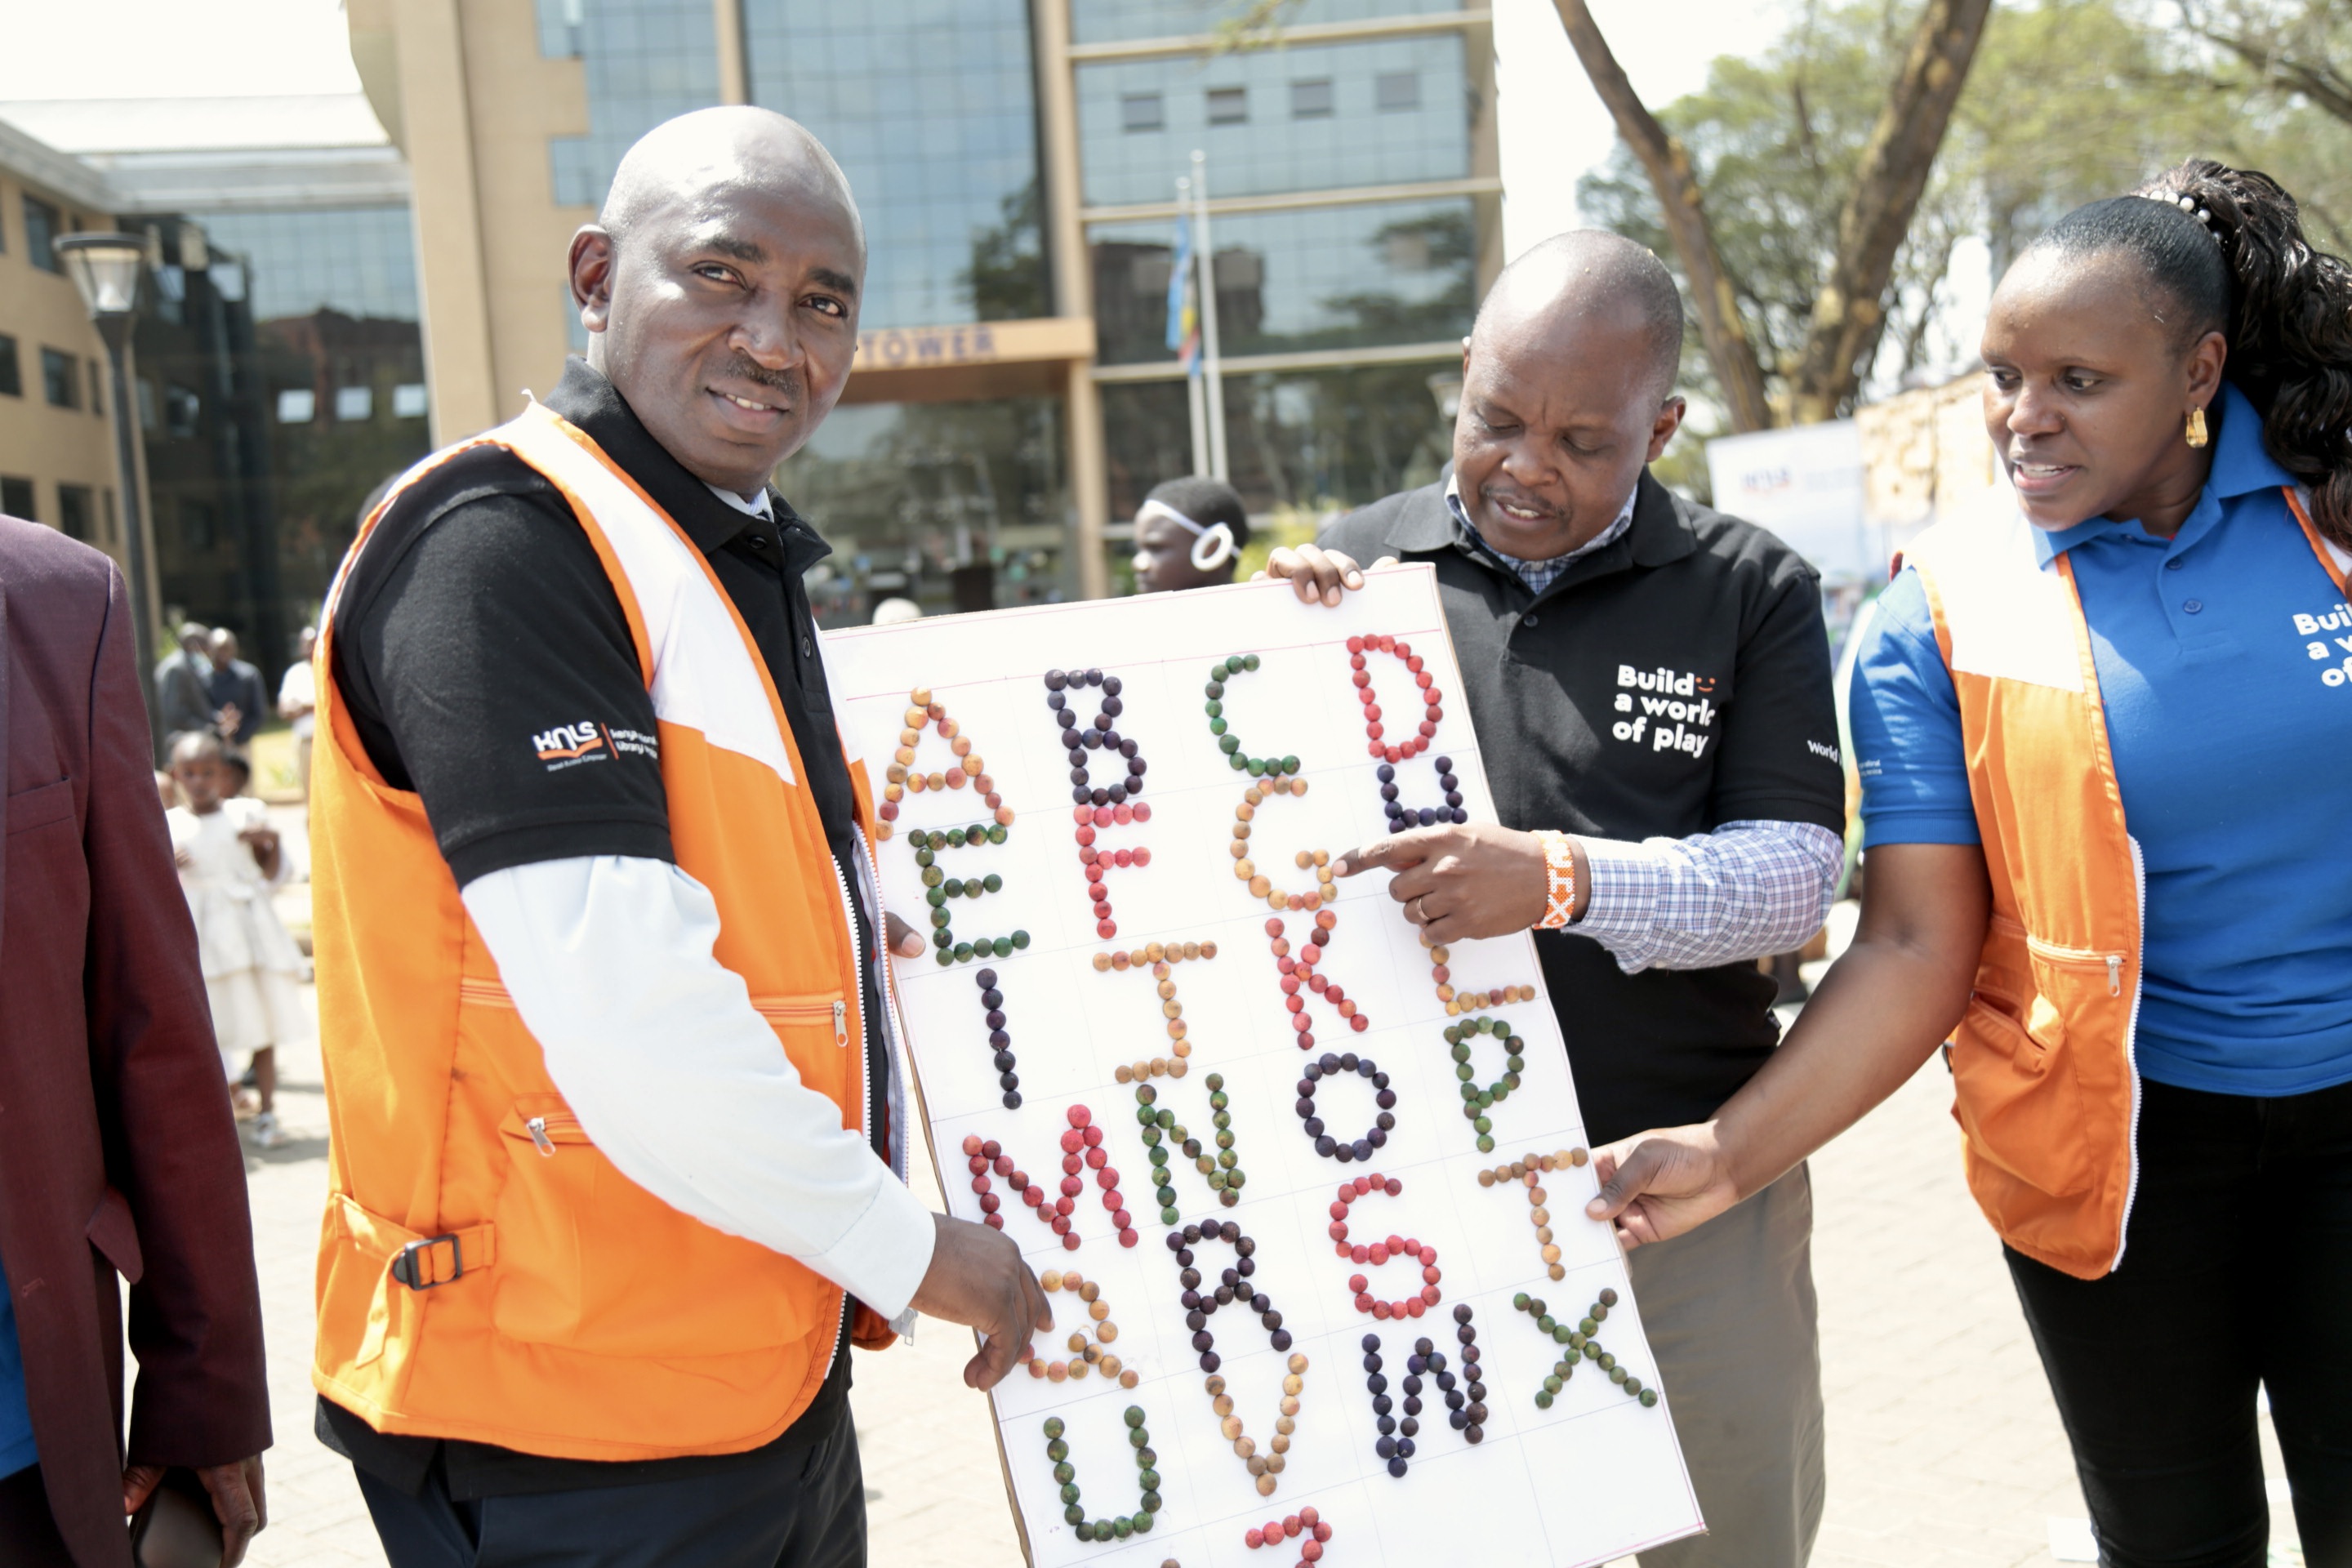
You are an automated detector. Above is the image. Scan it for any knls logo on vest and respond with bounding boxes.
[2294,599,2352,688]
[533,721,609,769]
[532,721,660,771]
[1610,665,1720,758]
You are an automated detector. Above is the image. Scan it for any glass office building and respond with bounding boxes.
[127,204,431,678]
[368,0,1499,621]
[0,95,431,691]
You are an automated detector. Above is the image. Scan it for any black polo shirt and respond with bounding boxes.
[1321,474,1844,1144]
[318,356,887,1496]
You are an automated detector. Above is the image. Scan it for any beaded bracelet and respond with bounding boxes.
[1535,829,1579,929]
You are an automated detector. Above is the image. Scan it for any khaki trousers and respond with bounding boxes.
[1632,1164,1825,1568]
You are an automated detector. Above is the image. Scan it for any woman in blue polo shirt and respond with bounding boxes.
[1582,159,2352,1566]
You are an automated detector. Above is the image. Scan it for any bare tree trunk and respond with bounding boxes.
[1787,0,1995,422]
[1550,0,1775,434]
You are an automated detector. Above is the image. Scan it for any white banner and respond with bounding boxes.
[823,567,1701,1567]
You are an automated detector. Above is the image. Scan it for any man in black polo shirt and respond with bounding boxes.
[1275,232,1845,1566]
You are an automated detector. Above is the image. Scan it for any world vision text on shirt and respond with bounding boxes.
[1610,664,1722,758]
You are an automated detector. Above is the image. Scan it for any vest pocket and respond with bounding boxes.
[1949,996,2096,1199]
[488,1094,814,1357]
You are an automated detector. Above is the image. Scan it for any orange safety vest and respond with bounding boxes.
[1904,484,2350,1280]
[310,399,902,1461]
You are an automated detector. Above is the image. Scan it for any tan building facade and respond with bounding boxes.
[345,0,1499,616]
[0,118,132,576]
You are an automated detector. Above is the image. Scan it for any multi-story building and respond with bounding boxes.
[349,0,1499,621]
[0,118,125,565]
[0,94,433,687]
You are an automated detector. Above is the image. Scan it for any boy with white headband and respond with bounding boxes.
[1130,475,1253,592]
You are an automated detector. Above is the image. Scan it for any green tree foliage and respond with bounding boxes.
[1580,0,2352,421]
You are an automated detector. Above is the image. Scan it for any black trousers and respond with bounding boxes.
[2007,1076,2352,1568]
[356,1401,866,1568]
[0,1465,74,1568]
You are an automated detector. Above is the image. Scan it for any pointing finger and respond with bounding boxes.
[1330,831,1440,879]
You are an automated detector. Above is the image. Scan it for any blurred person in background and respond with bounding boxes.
[1586,161,2352,1566]
[206,630,265,747]
[0,514,270,1566]
[277,625,318,796]
[154,621,216,745]
[167,731,304,1151]
[1130,474,1251,593]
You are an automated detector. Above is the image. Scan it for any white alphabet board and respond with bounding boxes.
[823,567,1703,1568]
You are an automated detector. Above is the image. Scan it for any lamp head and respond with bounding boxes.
[54,233,146,319]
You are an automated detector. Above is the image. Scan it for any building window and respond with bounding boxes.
[58,484,92,542]
[392,383,430,419]
[0,335,20,398]
[0,478,32,521]
[1377,72,1420,112]
[23,196,60,273]
[1121,92,1164,133]
[275,388,316,424]
[88,358,104,416]
[102,488,117,547]
[336,386,373,421]
[165,385,201,438]
[1291,78,1334,119]
[41,348,79,409]
[180,497,216,553]
[1206,87,1247,125]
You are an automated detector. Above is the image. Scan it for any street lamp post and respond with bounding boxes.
[55,233,163,758]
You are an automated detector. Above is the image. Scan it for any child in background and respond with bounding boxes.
[167,731,309,1148]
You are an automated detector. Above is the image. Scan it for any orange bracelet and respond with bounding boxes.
[1535,831,1578,928]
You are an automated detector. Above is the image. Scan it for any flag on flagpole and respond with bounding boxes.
[1166,211,1200,375]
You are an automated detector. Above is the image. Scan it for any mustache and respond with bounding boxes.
[1479,482,1561,521]
[715,354,800,400]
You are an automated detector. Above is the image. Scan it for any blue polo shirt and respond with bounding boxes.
[0,1253,37,1478]
[1851,385,2352,1098]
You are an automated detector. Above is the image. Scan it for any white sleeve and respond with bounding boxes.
[1571,819,1845,974]
[461,854,937,1319]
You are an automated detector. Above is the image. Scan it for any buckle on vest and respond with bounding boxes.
[390,1232,464,1290]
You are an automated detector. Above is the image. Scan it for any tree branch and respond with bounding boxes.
[1787,0,1994,422]
[1550,0,1775,432]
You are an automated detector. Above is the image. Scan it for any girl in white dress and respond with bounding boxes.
[167,732,310,1148]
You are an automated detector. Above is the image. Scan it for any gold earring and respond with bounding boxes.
[2186,408,2210,448]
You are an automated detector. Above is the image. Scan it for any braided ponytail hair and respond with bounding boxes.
[2136,160,2352,550]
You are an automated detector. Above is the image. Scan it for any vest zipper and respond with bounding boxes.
[2109,836,2148,1274]
[526,1116,556,1157]
[2106,955,2122,996]
[834,999,849,1048]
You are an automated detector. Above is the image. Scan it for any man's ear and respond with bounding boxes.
[569,226,617,338]
[1646,396,1687,463]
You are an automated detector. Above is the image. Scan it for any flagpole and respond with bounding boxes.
[1192,148,1229,482]
[1175,175,1209,479]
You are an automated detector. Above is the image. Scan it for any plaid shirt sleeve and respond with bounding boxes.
[1572,820,1845,974]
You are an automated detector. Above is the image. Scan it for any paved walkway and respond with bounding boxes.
[234,891,2305,1566]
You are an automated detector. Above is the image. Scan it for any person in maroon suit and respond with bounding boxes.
[0,514,271,1566]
